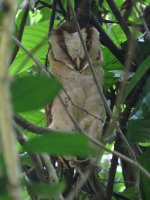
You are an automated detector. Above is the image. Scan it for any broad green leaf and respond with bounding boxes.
[11,75,61,112]
[25,132,95,156]
[104,71,118,90]
[103,47,123,90]
[20,110,46,126]
[0,196,10,200]
[127,119,150,143]
[127,77,150,143]
[10,20,49,75]
[40,7,51,22]
[139,150,150,200]
[16,9,30,27]
[125,56,150,99]
[30,182,65,198]
[110,25,126,45]
[10,43,48,75]
[121,187,135,199]
[103,48,123,71]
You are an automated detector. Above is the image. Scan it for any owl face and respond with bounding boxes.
[49,26,103,73]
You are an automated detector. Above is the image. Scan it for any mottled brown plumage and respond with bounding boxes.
[48,26,105,142]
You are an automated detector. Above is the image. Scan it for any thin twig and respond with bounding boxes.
[134,3,150,39]
[63,89,103,122]
[11,5,29,62]
[101,18,147,29]
[106,0,132,39]
[106,135,120,200]
[14,125,47,182]
[66,170,91,200]
[90,15,125,65]
[106,0,142,65]
[49,0,59,36]
[57,0,67,19]
[14,114,54,134]
[15,124,64,200]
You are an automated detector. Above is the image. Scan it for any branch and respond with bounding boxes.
[101,18,148,30]
[106,0,142,65]
[11,5,29,62]
[90,15,125,65]
[57,0,67,19]
[60,0,91,32]
[106,0,131,39]
[0,0,23,199]
[14,125,47,182]
[75,0,91,28]
[49,0,59,35]
[134,3,150,39]
[15,124,64,200]
[106,135,121,200]
[38,0,65,18]
[14,115,53,134]
[66,170,91,200]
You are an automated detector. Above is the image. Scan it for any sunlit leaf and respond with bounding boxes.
[10,21,49,75]
[20,110,46,126]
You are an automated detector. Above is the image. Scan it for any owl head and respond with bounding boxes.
[49,26,103,72]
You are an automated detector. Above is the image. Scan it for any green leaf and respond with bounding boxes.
[25,132,95,156]
[127,77,150,143]
[20,110,46,126]
[110,24,126,45]
[127,119,150,143]
[139,150,150,200]
[104,71,118,90]
[121,187,135,199]
[30,182,65,198]
[11,75,61,112]
[0,196,10,200]
[103,48,123,71]
[125,56,150,99]
[10,21,49,75]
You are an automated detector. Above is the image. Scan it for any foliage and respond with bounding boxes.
[0,0,150,200]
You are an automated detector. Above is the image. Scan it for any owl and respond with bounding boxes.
[48,26,105,145]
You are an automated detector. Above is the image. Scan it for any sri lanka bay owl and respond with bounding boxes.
[48,26,105,142]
